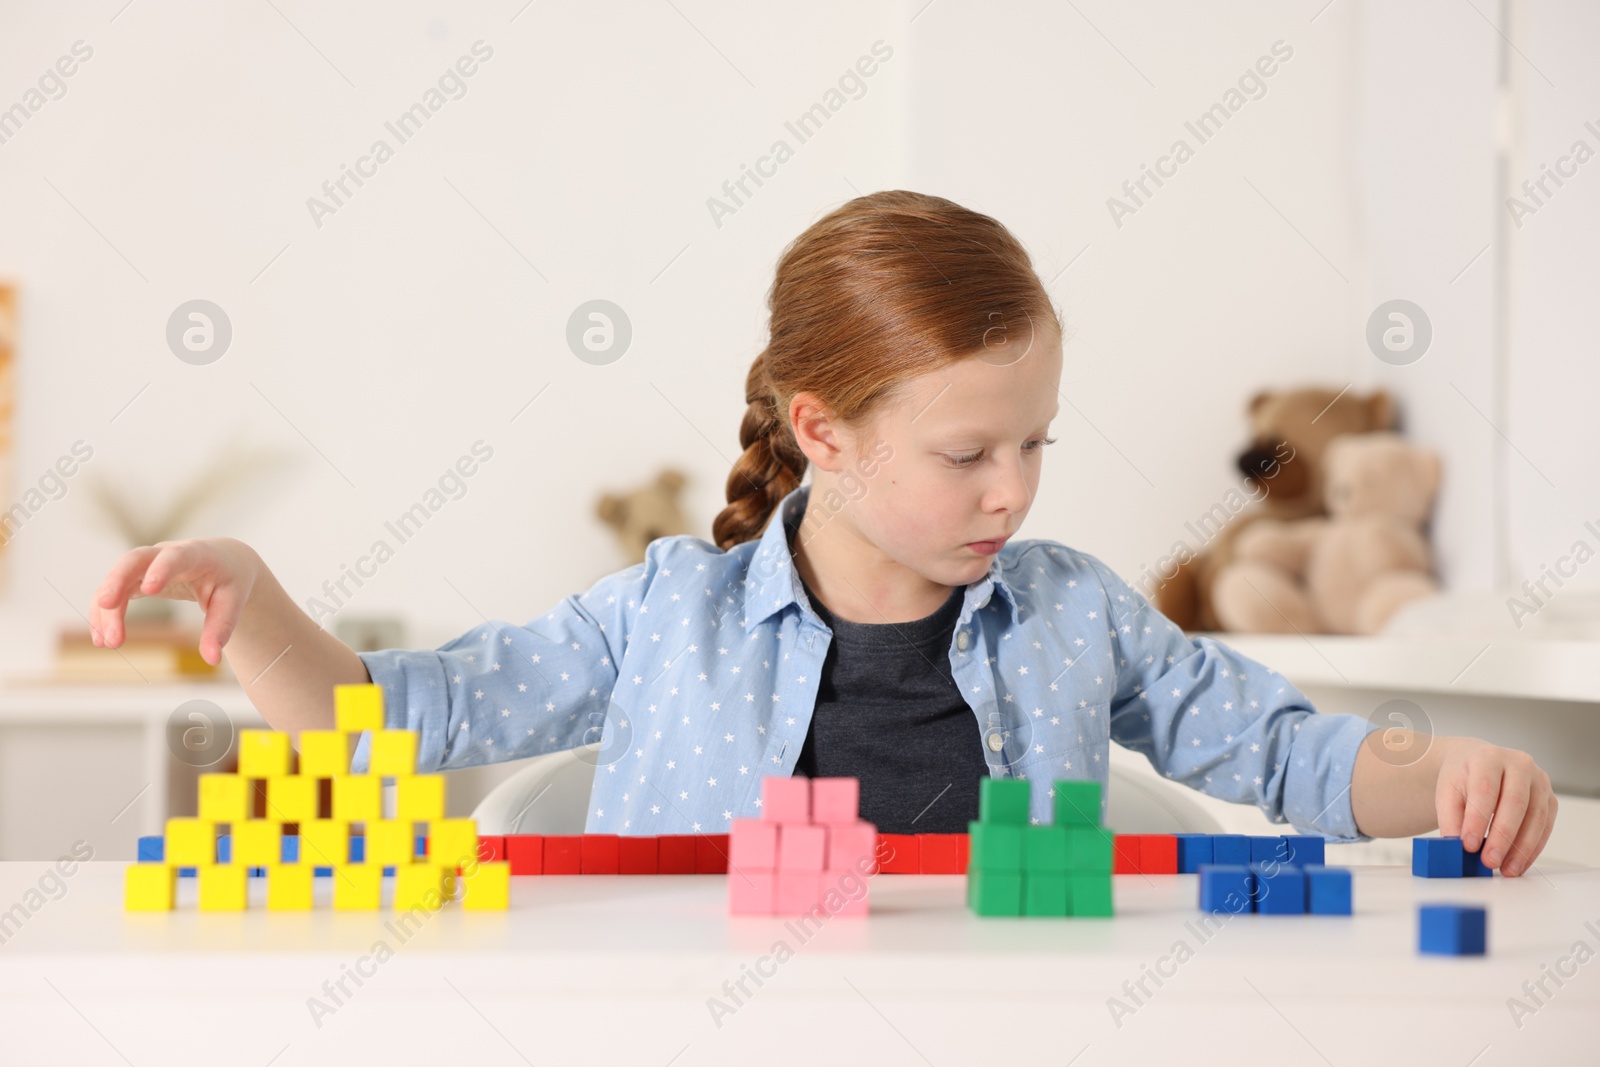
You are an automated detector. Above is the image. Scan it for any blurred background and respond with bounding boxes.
[0,0,1595,862]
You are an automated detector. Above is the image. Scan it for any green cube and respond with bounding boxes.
[1024,873,1069,916]
[979,777,1031,825]
[969,821,1023,871]
[1023,826,1069,873]
[1063,826,1114,872]
[967,867,1023,916]
[1067,872,1114,917]
[1053,779,1102,827]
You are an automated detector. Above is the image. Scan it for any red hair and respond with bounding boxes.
[712,190,1062,550]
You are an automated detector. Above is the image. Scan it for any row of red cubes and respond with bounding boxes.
[480,832,1182,876]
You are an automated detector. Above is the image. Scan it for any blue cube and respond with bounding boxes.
[1283,835,1326,867]
[217,833,232,863]
[1413,837,1464,878]
[1462,846,1494,877]
[1419,904,1487,955]
[1212,835,1251,865]
[137,836,164,863]
[1304,865,1352,915]
[1252,863,1306,914]
[281,835,300,863]
[1175,834,1213,873]
[314,867,333,877]
[1250,836,1286,865]
[350,835,365,863]
[1198,865,1256,914]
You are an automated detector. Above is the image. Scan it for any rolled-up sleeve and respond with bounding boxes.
[1079,552,1378,841]
[349,545,658,775]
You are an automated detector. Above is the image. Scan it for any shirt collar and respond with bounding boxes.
[740,481,1021,632]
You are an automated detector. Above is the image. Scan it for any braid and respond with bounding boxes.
[712,351,807,550]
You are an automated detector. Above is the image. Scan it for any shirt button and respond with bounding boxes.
[978,596,990,609]
[987,733,1005,752]
[957,630,970,651]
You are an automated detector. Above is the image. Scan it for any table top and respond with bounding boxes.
[0,862,1594,1065]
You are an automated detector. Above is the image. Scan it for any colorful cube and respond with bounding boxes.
[979,777,1030,825]
[1419,904,1487,955]
[1112,835,1140,874]
[1252,863,1306,914]
[334,683,385,732]
[729,868,776,915]
[125,863,176,911]
[300,819,352,867]
[967,867,1023,916]
[1066,873,1114,917]
[1211,834,1251,865]
[543,835,582,874]
[761,777,810,823]
[331,775,381,822]
[968,822,1023,871]
[619,835,658,874]
[460,861,509,910]
[429,819,479,868]
[265,775,319,823]
[1282,835,1326,867]
[395,775,445,821]
[367,820,416,866]
[1052,780,1101,826]
[333,863,384,909]
[394,863,454,911]
[238,729,291,778]
[729,819,779,870]
[198,863,249,911]
[233,820,282,867]
[918,833,962,874]
[1024,827,1069,873]
[778,825,826,871]
[369,730,419,777]
[810,778,859,824]
[198,773,252,822]
[266,862,315,910]
[506,834,544,875]
[1136,835,1178,874]
[657,835,696,874]
[827,821,877,873]
[1024,872,1069,916]
[876,833,919,874]
[297,729,349,778]
[580,834,620,874]
[1304,865,1352,915]
[1174,833,1213,873]
[165,818,216,866]
[1199,865,1256,914]
[695,834,730,874]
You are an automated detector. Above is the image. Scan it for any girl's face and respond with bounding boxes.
[795,325,1064,591]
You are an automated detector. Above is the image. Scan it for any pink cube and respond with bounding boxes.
[825,820,878,873]
[810,777,860,823]
[774,870,823,915]
[761,776,810,823]
[728,868,776,915]
[728,819,779,871]
[777,823,827,871]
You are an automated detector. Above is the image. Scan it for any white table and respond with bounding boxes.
[0,861,1593,1065]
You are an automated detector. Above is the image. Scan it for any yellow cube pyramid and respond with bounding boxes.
[125,682,506,913]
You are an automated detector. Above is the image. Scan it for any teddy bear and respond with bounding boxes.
[596,468,693,565]
[1210,432,1442,635]
[1153,386,1398,632]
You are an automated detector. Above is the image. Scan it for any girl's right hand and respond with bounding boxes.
[90,537,262,667]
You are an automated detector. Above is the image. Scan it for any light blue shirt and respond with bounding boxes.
[354,482,1378,840]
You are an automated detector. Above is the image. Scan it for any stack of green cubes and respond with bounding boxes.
[966,777,1114,917]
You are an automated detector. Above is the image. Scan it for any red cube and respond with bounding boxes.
[658,835,696,874]
[505,835,543,875]
[695,834,730,874]
[917,833,962,874]
[877,833,920,874]
[619,835,659,874]
[543,835,583,874]
[580,834,620,874]
[1137,834,1178,874]
[1113,834,1140,874]
[475,835,505,863]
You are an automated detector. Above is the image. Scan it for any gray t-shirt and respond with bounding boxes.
[794,573,990,834]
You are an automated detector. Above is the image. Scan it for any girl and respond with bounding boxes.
[90,190,1556,873]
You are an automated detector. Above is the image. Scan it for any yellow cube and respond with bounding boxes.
[265,776,319,823]
[198,863,249,911]
[367,819,416,865]
[369,731,418,777]
[396,775,446,821]
[238,730,291,778]
[298,730,350,778]
[300,819,351,867]
[198,774,251,822]
[125,863,176,911]
[234,820,282,866]
[266,863,315,910]
[165,818,216,866]
[335,683,385,732]
[393,863,454,911]
[332,863,383,910]
[332,775,382,821]
[460,861,510,911]
[428,819,478,868]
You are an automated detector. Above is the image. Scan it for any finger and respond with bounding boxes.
[1503,781,1555,877]
[197,583,246,667]
[1436,770,1466,839]
[1457,757,1503,854]
[1483,764,1532,869]
[90,545,164,646]
[138,541,198,598]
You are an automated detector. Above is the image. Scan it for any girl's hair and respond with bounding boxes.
[711,189,1062,551]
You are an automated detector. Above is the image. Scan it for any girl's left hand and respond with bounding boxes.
[1435,738,1558,877]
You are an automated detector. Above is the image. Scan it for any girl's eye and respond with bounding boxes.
[947,437,1057,468]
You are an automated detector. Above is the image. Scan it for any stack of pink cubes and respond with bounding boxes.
[727,776,877,916]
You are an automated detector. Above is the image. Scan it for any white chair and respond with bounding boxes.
[471,743,1229,835]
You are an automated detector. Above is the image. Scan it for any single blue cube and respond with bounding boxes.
[177,867,197,878]
[281,835,300,863]
[137,836,164,863]
[217,834,232,864]
[1419,904,1487,955]
[1283,835,1326,867]
[1175,834,1213,873]
[1413,837,1464,878]
[314,867,333,877]
[1462,845,1494,877]
[1250,836,1286,865]
[1251,863,1306,914]
[1212,835,1251,865]
[415,834,428,856]
[1198,864,1256,914]
[350,835,365,863]
[1304,865,1352,915]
